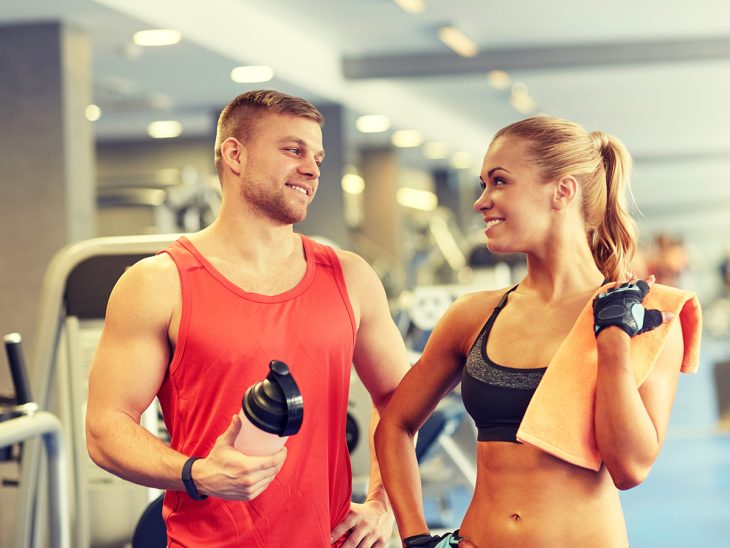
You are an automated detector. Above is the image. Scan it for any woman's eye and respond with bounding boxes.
[494,177,506,186]
[479,179,486,190]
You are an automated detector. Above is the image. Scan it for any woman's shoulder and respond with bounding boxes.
[435,287,514,332]
[451,286,514,313]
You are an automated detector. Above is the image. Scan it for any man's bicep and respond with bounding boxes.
[87,259,176,422]
[348,263,409,406]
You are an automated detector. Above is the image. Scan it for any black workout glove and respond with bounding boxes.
[403,532,458,547]
[593,280,663,338]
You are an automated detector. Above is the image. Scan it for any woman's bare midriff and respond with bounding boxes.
[459,442,628,548]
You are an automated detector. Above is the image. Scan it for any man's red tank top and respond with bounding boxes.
[157,235,356,547]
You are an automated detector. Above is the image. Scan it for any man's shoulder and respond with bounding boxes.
[331,249,375,283]
[114,253,180,298]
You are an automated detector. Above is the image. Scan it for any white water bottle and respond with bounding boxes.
[233,360,304,456]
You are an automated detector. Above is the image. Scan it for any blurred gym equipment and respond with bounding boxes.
[20,235,177,548]
[1,334,70,548]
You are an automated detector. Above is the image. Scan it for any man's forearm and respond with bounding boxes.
[87,412,186,491]
[365,405,391,510]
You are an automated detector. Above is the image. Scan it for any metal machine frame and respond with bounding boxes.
[19,234,179,548]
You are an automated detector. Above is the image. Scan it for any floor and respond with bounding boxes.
[421,333,730,547]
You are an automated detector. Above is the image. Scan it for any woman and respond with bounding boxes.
[375,116,685,547]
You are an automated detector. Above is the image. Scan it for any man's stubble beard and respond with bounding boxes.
[239,178,308,225]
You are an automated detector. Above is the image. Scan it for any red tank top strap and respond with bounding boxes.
[303,236,357,343]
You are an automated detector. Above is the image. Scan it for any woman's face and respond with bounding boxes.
[473,136,556,254]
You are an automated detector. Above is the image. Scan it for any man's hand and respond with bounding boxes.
[330,499,394,547]
[194,414,287,500]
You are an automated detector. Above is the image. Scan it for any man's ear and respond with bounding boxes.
[220,137,244,176]
[552,175,578,210]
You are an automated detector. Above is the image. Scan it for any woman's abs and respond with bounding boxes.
[459,443,628,548]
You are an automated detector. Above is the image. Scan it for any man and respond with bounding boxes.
[86,90,410,547]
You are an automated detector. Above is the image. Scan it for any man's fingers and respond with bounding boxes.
[330,511,355,544]
[242,474,276,498]
[219,414,242,446]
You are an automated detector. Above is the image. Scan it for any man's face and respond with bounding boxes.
[239,113,324,225]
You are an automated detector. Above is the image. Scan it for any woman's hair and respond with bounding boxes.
[214,90,324,175]
[493,116,637,281]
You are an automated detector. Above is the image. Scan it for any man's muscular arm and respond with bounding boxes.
[330,251,410,547]
[85,255,285,499]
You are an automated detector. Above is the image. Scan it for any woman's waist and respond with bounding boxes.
[473,441,619,501]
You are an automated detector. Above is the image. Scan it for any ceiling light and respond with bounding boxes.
[449,151,473,170]
[132,29,182,47]
[511,82,529,98]
[391,129,424,148]
[488,70,511,90]
[437,25,478,58]
[393,0,426,14]
[147,121,183,139]
[423,141,449,160]
[510,94,536,114]
[356,114,391,133]
[148,93,173,110]
[85,104,101,122]
[396,187,438,211]
[341,174,365,195]
[510,82,536,114]
[230,65,275,83]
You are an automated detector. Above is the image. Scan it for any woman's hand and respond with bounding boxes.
[593,275,673,337]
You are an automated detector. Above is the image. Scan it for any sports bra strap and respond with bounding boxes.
[494,284,519,312]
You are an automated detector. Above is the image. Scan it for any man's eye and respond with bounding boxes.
[287,147,301,155]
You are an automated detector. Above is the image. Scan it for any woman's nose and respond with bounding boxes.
[473,189,493,212]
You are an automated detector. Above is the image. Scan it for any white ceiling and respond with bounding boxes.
[3,0,730,264]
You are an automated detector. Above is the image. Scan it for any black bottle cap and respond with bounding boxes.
[242,360,304,436]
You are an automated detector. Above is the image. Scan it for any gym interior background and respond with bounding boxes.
[1,1,730,546]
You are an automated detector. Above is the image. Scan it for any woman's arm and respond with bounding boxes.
[594,288,684,490]
[374,293,487,539]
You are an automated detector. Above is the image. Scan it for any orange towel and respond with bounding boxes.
[516,283,702,471]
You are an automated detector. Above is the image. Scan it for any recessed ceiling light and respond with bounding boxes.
[511,82,529,98]
[437,25,478,58]
[392,129,424,148]
[356,114,391,133]
[450,151,473,170]
[488,70,511,90]
[147,121,183,139]
[393,0,426,14]
[230,65,275,83]
[510,83,536,113]
[132,29,182,47]
[341,174,365,194]
[396,187,438,211]
[423,141,449,159]
[85,104,101,122]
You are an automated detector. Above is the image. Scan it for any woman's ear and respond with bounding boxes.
[220,137,244,176]
[552,175,578,210]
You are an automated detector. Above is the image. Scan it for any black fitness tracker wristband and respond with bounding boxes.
[182,456,208,500]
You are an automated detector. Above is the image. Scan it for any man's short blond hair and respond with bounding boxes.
[214,90,324,176]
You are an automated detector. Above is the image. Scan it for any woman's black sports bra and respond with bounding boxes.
[461,285,547,443]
